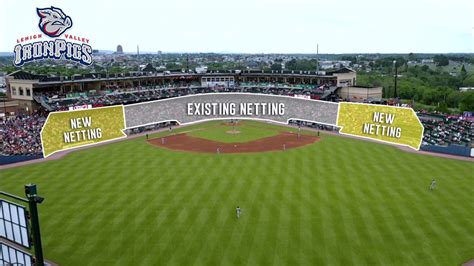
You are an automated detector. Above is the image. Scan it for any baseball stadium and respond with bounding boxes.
[1,1,473,265]
[0,67,473,266]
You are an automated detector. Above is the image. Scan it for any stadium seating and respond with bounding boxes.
[0,112,45,156]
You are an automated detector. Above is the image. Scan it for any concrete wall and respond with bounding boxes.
[7,80,36,101]
[337,86,383,102]
[333,72,356,87]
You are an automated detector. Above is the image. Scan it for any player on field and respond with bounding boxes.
[236,206,241,219]
[430,179,436,191]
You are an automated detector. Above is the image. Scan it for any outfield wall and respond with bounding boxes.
[0,155,43,165]
[420,144,472,157]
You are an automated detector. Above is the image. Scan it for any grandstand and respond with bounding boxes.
[4,69,356,114]
[1,68,472,158]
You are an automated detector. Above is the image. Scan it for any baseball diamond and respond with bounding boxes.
[148,125,320,153]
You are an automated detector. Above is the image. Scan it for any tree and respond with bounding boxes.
[1,66,16,74]
[463,74,474,87]
[270,63,282,71]
[460,64,467,80]
[422,89,437,105]
[285,59,319,71]
[433,55,449,66]
[436,102,449,113]
[353,66,471,112]
[143,63,156,72]
[421,65,430,72]
[340,56,357,64]
[459,91,474,112]
[446,91,462,108]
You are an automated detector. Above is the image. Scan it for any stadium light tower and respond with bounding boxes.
[316,44,319,74]
[393,60,398,99]
[25,184,45,266]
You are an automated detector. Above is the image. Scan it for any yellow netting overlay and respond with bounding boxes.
[41,106,126,157]
[337,103,423,150]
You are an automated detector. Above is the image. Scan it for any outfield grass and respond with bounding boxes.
[0,121,473,265]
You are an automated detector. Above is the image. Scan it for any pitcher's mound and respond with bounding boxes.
[222,122,242,126]
[226,130,241,134]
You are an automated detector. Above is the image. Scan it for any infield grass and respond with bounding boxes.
[0,121,473,265]
[187,120,281,143]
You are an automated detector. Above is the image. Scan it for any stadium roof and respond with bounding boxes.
[6,68,350,86]
[6,70,46,81]
[326,67,355,74]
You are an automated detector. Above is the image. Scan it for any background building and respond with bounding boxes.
[116,45,124,54]
[337,86,383,102]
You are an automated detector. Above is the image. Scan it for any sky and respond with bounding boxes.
[0,0,473,54]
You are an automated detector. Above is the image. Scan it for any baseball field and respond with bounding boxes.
[0,120,473,265]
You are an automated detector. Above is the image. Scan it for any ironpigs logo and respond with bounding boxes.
[13,6,92,67]
[37,7,73,37]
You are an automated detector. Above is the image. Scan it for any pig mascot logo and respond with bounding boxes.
[36,6,73,37]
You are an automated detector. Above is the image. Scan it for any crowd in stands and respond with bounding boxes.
[418,110,473,147]
[34,83,332,112]
[0,111,46,156]
[289,119,340,132]
[125,121,179,135]
[35,85,192,111]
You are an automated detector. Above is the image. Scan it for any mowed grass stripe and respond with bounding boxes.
[0,121,472,265]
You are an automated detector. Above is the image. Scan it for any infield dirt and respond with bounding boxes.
[148,131,320,153]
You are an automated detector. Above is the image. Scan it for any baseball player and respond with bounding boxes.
[236,206,241,219]
[161,137,165,144]
[429,179,436,191]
